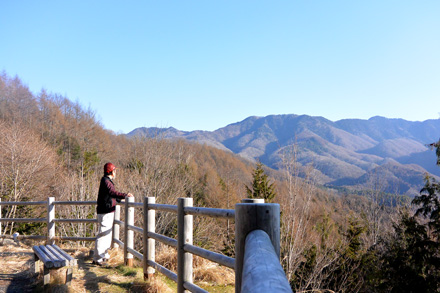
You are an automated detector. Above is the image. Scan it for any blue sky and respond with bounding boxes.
[1,1,439,133]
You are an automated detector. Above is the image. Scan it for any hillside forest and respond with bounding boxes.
[1,72,440,292]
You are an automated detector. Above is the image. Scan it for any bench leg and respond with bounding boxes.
[43,266,50,286]
[34,254,41,274]
[66,267,73,285]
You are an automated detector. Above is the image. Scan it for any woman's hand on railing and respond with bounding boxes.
[126,193,134,198]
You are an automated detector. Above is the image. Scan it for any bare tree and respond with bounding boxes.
[278,143,315,281]
[0,122,57,234]
[278,142,352,292]
[362,172,386,247]
[361,170,398,249]
[122,136,197,238]
[0,73,38,126]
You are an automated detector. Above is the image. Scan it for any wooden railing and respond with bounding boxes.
[0,197,291,293]
[0,198,97,242]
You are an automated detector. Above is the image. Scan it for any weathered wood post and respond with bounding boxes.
[47,197,55,244]
[113,205,121,248]
[235,198,281,293]
[34,254,41,274]
[124,196,134,266]
[143,196,156,280]
[241,198,264,204]
[177,197,193,293]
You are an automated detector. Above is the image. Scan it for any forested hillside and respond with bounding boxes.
[130,114,440,196]
[2,72,440,292]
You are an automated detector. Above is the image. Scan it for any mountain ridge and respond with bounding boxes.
[127,114,440,196]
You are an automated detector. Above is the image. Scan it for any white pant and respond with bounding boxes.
[94,212,114,262]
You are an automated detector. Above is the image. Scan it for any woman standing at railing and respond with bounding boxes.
[93,162,134,266]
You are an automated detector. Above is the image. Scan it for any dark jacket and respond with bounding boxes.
[96,176,127,214]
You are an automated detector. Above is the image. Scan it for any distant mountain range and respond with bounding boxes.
[127,115,440,196]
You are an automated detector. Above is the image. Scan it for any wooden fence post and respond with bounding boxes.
[241,198,265,203]
[143,196,156,280]
[113,205,121,248]
[47,197,55,245]
[177,197,193,293]
[124,197,134,266]
[235,199,280,293]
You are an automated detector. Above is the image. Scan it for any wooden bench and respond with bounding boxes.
[33,244,78,286]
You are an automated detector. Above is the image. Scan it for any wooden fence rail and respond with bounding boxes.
[241,230,291,293]
[0,197,291,292]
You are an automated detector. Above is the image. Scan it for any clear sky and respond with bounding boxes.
[1,1,439,133]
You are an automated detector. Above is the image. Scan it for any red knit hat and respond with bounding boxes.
[104,162,116,175]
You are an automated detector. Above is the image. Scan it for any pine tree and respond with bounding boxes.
[368,140,440,292]
[245,162,276,202]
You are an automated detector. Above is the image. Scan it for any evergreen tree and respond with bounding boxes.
[366,140,440,292]
[373,211,440,292]
[413,174,440,238]
[245,161,276,202]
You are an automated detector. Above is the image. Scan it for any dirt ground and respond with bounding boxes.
[0,239,235,293]
[0,239,39,293]
[0,239,152,293]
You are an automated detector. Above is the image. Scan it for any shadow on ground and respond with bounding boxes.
[0,257,38,293]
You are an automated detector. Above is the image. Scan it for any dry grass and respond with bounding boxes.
[194,257,234,286]
[155,244,178,272]
[0,240,34,274]
[0,239,40,292]
[156,244,235,287]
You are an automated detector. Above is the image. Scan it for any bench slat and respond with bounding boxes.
[33,246,54,268]
[39,245,63,267]
[33,244,78,269]
[52,244,77,266]
[45,245,68,266]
